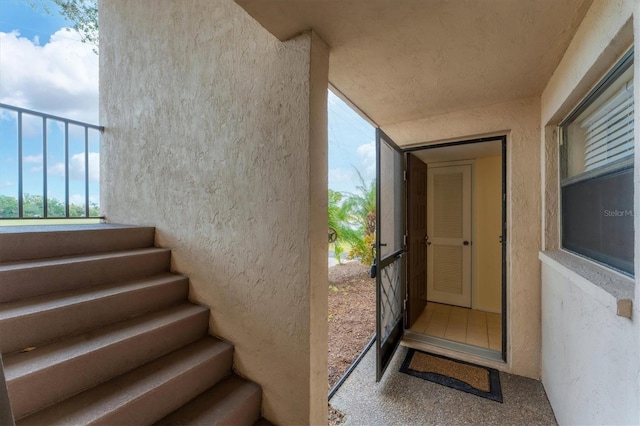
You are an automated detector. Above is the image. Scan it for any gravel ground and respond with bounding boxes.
[327,261,376,425]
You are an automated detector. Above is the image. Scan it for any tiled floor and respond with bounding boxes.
[409,302,502,351]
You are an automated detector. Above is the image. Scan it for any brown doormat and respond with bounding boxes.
[400,349,502,402]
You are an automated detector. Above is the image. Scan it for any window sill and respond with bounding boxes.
[539,250,634,318]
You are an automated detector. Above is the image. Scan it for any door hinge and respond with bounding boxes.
[403,299,407,312]
[403,170,408,181]
[403,234,408,246]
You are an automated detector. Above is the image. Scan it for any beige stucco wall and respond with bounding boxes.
[541,0,634,126]
[474,156,502,313]
[99,1,329,424]
[384,97,542,379]
[539,0,639,424]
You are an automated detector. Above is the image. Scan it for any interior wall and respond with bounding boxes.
[99,1,329,424]
[384,97,542,378]
[473,156,502,313]
[539,1,639,424]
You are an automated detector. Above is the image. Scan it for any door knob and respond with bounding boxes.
[463,241,470,246]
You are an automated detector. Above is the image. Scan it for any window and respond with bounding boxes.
[560,49,634,276]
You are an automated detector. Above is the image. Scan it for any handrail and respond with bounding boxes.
[0,103,105,220]
[0,103,104,131]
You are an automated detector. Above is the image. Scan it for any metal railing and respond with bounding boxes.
[0,103,104,220]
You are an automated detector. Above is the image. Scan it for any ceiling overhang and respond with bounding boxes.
[237,0,592,141]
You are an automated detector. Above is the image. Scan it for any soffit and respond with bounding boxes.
[236,0,592,128]
[412,140,502,164]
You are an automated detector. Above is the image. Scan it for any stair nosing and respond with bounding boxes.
[0,224,155,235]
[16,337,233,425]
[0,272,188,320]
[0,247,170,270]
[155,375,261,425]
[4,303,208,380]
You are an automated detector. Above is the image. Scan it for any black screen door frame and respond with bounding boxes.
[375,128,407,381]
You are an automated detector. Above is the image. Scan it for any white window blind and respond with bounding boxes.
[581,80,634,171]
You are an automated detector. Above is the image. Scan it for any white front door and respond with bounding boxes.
[427,164,472,307]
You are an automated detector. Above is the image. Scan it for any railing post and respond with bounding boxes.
[43,117,48,218]
[17,111,23,218]
[64,122,70,218]
[85,127,89,218]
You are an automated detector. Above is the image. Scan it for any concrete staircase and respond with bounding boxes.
[0,224,263,425]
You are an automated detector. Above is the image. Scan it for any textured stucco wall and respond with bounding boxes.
[99,1,328,424]
[539,1,639,424]
[540,258,639,425]
[542,0,634,125]
[384,97,542,378]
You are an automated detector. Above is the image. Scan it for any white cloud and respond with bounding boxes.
[329,167,353,185]
[0,108,15,121]
[69,193,85,205]
[69,193,99,207]
[356,141,376,180]
[0,29,98,124]
[49,152,99,181]
[24,154,43,163]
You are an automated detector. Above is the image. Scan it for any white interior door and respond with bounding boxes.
[427,164,472,307]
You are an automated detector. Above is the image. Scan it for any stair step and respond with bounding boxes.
[15,337,234,425]
[0,273,189,355]
[0,224,155,263]
[0,248,171,303]
[5,303,209,419]
[155,375,261,426]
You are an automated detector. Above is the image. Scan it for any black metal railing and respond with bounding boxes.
[0,103,104,219]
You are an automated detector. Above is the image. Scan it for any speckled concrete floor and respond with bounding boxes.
[330,346,557,426]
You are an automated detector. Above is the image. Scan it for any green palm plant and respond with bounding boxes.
[341,169,376,265]
[328,189,363,264]
[328,168,376,265]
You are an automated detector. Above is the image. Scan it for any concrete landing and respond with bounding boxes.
[330,346,557,425]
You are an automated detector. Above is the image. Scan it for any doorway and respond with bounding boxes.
[406,139,505,359]
[375,132,507,380]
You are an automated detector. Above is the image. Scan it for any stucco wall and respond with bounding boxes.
[385,97,542,378]
[99,1,328,424]
[541,0,634,125]
[539,0,639,424]
[540,255,638,425]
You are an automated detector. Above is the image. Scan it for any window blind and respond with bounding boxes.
[581,81,634,171]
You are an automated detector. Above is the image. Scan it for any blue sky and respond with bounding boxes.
[327,91,376,194]
[0,0,374,211]
[0,0,72,40]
